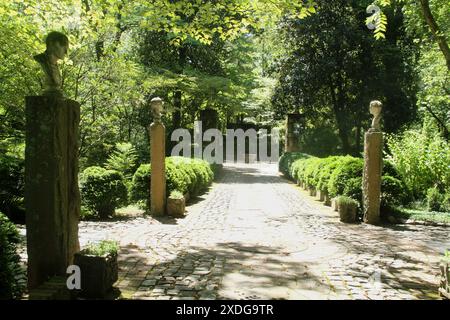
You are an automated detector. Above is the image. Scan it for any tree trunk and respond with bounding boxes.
[329,82,352,155]
[419,0,450,70]
[173,90,182,129]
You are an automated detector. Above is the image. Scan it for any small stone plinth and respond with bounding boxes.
[167,197,186,218]
[321,191,331,206]
[73,252,118,298]
[317,190,325,202]
[337,197,358,223]
[439,261,450,299]
[332,198,339,212]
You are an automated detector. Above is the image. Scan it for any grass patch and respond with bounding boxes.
[392,208,450,224]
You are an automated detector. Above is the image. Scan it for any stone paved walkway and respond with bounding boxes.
[18,163,450,299]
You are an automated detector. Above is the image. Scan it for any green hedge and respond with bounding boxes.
[278,152,310,178]
[79,166,128,219]
[130,157,214,211]
[0,212,24,299]
[279,153,410,212]
[328,158,364,198]
[129,164,151,209]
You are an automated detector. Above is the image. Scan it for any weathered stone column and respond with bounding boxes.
[25,96,80,290]
[285,113,303,152]
[363,101,383,225]
[150,97,166,216]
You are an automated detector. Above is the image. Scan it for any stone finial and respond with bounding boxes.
[150,97,164,123]
[369,100,382,131]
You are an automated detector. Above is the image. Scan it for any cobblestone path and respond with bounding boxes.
[19,163,450,299]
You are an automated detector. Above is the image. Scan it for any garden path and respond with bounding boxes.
[82,163,449,299]
[18,163,450,299]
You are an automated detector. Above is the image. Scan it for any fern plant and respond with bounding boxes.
[104,142,138,183]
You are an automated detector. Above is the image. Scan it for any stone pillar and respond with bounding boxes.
[25,96,80,290]
[285,113,303,152]
[150,97,166,216]
[200,108,219,131]
[363,101,383,225]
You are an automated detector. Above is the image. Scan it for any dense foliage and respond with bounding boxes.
[0,212,24,299]
[271,0,418,155]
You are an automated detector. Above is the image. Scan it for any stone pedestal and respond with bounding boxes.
[363,130,383,225]
[285,113,303,152]
[200,109,219,131]
[25,96,80,290]
[150,122,166,216]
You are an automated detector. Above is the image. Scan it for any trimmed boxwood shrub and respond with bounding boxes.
[316,156,347,193]
[301,158,323,188]
[283,153,412,214]
[381,176,410,210]
[80,167,128,219]
[343,177,363,202]
[0,212,24,299]
[291,157,316,183]
[426,187,445,212]
[130,157,214,211]
[328,157,364,198]
[166,159,190,195]
[278,152,310,178]
[443,192,450,212]
[129,164,151,209]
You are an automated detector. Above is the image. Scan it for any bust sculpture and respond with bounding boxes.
[150,97,164,123]
[369,100,382,131]
[34,31,69,96]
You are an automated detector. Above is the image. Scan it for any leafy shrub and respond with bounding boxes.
[166,159,190,195]
[443,193,450,212]
[336,196,359,208]
[386,130,450,199]
[169,190,184,200]
[380,176,410,211]
[299,158,321,187]
[278,152,310,178]
[130,157,214,211]
[129,164,151,209]
[104,142,138,185]
[343,177,363,202]
[0,212,24,299]
[426,187,445,212]
[309,158,335,189]
[382,160,402,181]
[80,167,128,219]
[81,240,119,256]
[328,157,364,198]
[291,156,317,183]
[316,156,348,192]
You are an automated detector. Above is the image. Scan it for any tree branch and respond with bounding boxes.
[419,0,450,70]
